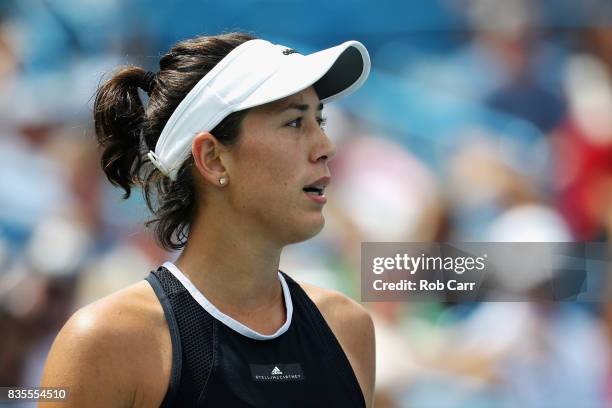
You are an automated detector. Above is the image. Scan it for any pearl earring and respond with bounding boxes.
[219,177,227,185]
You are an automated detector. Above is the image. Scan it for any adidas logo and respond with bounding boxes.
[250,363,303,382]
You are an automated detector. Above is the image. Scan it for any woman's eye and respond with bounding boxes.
[287,118,303,128]
[285,117,327,129]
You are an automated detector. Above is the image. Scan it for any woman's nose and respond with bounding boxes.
[310,128,337,163]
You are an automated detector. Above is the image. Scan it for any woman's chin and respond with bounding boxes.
[282,215,326,245]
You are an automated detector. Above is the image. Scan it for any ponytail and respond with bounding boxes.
[93,66,150,198]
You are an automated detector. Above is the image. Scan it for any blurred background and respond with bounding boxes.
[1,0,612,406]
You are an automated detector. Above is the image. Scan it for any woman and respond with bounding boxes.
[40,32,375,407]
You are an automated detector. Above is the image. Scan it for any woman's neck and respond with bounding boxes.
[174,211,284,322]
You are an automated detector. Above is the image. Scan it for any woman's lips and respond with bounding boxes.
[303,175,330,205]
[304,176,331,190]
[304,190,327,205]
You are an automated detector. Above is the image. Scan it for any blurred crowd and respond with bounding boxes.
[2,0,612,407]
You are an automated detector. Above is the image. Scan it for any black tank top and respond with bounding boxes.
[145,264,366,407]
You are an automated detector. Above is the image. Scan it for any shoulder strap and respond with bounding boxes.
[279,272,366,408]
[146,267,217,407]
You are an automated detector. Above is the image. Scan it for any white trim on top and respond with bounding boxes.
[162,261,293,341]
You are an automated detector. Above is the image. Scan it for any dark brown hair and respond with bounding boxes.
[93,32,255,250]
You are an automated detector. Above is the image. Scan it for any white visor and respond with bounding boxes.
[147,38,371,180]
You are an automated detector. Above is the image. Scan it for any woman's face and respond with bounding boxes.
[224,86,336,245]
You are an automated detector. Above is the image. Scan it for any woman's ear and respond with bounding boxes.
[192,132,229,186]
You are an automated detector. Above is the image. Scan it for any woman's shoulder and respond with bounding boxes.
[297,280,370,326]
[66,280,167,343]
[296,280,375,407]
[40,281,171,407]
[296,281,374,357]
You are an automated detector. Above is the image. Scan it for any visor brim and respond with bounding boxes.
[236,40,370,110]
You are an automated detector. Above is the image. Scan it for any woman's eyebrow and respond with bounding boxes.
[277,102,324,113]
